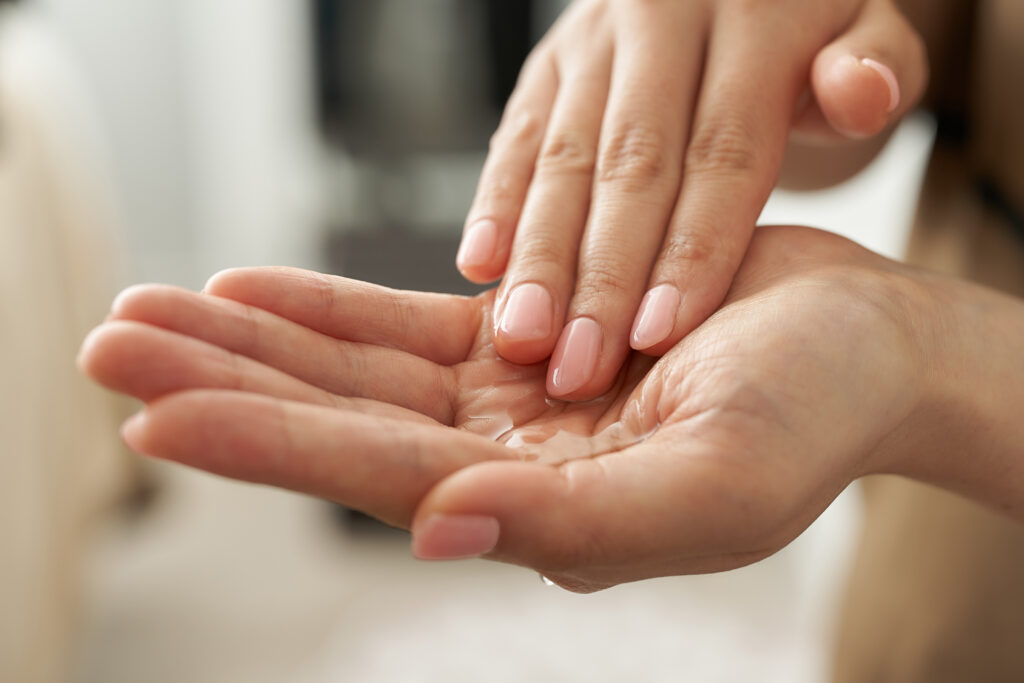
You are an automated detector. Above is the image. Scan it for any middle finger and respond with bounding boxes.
[548,2,708,399]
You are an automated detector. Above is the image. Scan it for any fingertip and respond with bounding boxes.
[410,513,501,561]
[110,284,152,318]
[456,219,499,271]
[120,410,150,454]
[545,317,602,399]
[860,57,900,113]
[629,284,681,351]
[636,270,739,356]
[458,219,514,285]
[412,460,570,567]
[75,321,139,385]
[813,52,896,139]
[493,282,559,364]
[202,267,248,296]
[77,324,104,368]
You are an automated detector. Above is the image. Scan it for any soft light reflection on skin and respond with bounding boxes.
[503,419,661,466]
[460,351,663,465]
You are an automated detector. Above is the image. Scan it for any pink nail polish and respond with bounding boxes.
[860,58,900,113]
[456,219,498,271]
[630,284,681,350]
[548,317,602,396]
[497,283,553,341]
[412,514,500,560]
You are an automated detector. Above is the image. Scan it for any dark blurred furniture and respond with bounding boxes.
[311,0,535,157]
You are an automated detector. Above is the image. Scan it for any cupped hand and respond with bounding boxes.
[457,0,927,401]
[80,226,932,592]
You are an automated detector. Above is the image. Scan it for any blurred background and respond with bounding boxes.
[0,1,935,681]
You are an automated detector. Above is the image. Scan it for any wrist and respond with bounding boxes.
[880,270,1024,518]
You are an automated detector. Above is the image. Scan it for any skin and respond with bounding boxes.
[460,0,928,401]
[79,226,1024,593]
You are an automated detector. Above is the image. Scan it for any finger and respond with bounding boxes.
[80,319,331,404]
[411,429,819,590]
[203,266,480,366]
[79,320,440,425]
[458,47,558,283]
[794,0,929,142]
[492,11,613,365]
[123,390,515,530]
[545,2,705,399]
[629,18,802,357]
[106,284,456,422]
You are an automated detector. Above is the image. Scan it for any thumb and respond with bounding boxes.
[409,437,799,592]
[793,0,928,142]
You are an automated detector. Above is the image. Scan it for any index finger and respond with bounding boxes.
[204,267,483,366]
[632,18,809,355]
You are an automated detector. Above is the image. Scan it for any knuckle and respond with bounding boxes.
[611,0,665,12]
[685,115,764,178]
[511,229,569,272]
[597,122,671,185]
[557,0,606,38]
[577,255,633,301]
[225,345,246,392]
[310,272,339,316]
[537,133,597,177]
[725,0,787,20]
[661,231,726,270]
[476,171,520,208]
[515,45,547,81]
[386,295,416,336]
[489,109,544,152]
[234,299,261,355]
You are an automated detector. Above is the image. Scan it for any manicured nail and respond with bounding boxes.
[120,412,148,452]
[860,58,900,113]
[412,514,500,560]
[456,219,498,271]
[630,284,681,350]
[547,317,602,396]
[497,283,553,341]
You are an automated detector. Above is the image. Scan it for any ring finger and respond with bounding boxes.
[546,2,707,399]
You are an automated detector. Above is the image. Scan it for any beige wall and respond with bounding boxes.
[0,9,129,682]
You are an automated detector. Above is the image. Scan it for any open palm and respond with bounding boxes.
[80,226,924,591]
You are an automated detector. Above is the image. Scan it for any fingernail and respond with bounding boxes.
[120,412,148,452]
[497,283,553,341]
[548,317,602,396]
[412,514,500,560]
[860,58,900,113]
[456,219,498,271]
[630,284,681,350]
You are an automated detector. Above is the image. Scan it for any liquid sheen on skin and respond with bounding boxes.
[460,350,662,465]
[465,397,660,466]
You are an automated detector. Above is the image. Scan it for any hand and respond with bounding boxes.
[457,0,927,400]
[80,226,943,592]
